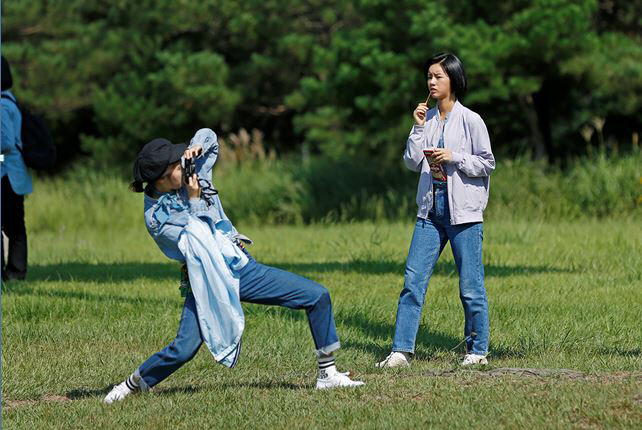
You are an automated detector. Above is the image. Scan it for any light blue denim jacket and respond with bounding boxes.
[143,128,242,262]
[178,215,247,368]
[403,100,495,224]
[1,90,32,195]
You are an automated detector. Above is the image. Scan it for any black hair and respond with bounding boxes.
[130,180,145,193]
[2,56,13,91]
[423,52,467,100]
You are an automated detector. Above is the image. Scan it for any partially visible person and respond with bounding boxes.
[1,55,32,281]
[376,52,495,368]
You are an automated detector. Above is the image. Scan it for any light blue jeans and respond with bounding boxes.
[392,186,489,355]
[138,257,340,388]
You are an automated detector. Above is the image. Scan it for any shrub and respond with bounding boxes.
[25,151,641,234]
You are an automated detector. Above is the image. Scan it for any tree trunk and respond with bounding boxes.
[519,94,547,160]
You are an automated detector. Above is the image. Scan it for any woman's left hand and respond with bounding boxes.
[184,145,203,160]
[432,148,453,164]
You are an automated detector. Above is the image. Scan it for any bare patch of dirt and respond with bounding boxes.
[5,394,71,410]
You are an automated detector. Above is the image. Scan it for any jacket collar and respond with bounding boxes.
[435,99,462,120]
[144,184,165,200]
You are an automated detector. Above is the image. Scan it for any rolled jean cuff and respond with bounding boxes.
[392,347,414,355]
[316,341,340,357]
[134,368,151,391]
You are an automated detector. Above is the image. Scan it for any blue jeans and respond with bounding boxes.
[138,257,340,388]
[392,186,489,355]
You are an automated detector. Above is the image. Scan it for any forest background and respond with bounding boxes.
[2,0,640,221]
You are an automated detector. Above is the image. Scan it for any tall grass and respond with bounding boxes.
[26,150,641,231]
[488,152,641,219]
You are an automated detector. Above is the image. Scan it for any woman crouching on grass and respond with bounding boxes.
[104,128,363,403]
[376,52,495,368]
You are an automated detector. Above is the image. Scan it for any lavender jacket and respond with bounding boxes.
[403,100,495,224]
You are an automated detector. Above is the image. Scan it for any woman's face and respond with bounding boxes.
[154,162,182,192]
[427,63,452,101]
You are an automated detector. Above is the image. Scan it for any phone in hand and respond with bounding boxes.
[423,149,447,181]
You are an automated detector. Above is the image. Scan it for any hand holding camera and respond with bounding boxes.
[185,171,200,199]
[182,156,196,185]
[182,145,203,199]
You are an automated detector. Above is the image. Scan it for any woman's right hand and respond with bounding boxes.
[186,173,201,199]
[183,145,203,160]
[413,102,428,126]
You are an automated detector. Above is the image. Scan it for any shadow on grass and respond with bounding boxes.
[219,380,306,390]
[2,262,183,306]
[2,285,180,306]
[153,385,205,395]
[335,309,458,359]
[266,260,572,277]
[65,384,205,401]
[335,308,517,360]
[66,386,113,399]
[7,259,571,286]
[64,381,300,402]
[240,303,507,362]
[232,302,515,361]
[5,261,556,362]
[20,262,180,283]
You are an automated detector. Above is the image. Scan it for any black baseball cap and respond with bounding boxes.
[132,138,187,183]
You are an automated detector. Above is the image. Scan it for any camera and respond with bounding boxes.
[181,157,195,184]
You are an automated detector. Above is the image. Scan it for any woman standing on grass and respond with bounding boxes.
[376,52,495,368]
[104,129,363,403]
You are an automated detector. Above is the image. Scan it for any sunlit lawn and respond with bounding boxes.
[2,216,641,428]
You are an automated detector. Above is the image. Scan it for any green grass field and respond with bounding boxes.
[2,197,641,427]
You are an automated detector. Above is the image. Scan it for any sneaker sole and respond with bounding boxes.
[462,359,488,366]
[316,381,365,389]
[375,361,410,368]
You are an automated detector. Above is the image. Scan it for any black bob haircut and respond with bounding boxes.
[423,52,467,100]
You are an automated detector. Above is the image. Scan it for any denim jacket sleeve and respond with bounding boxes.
[186,128,242,238]
[450,112,495,178]
[189,128,219,180]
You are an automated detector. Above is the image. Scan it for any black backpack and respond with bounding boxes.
[1,93,56,170]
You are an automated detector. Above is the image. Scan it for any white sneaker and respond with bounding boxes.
[375,351,411,368]
[461,354,488,366]
[316,372,365,389]
[103,381,134,404]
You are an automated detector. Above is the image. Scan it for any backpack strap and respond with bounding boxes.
[1,92,17,104]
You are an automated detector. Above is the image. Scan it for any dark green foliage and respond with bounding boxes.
[2,0,640,168]
[220,149,641,223]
